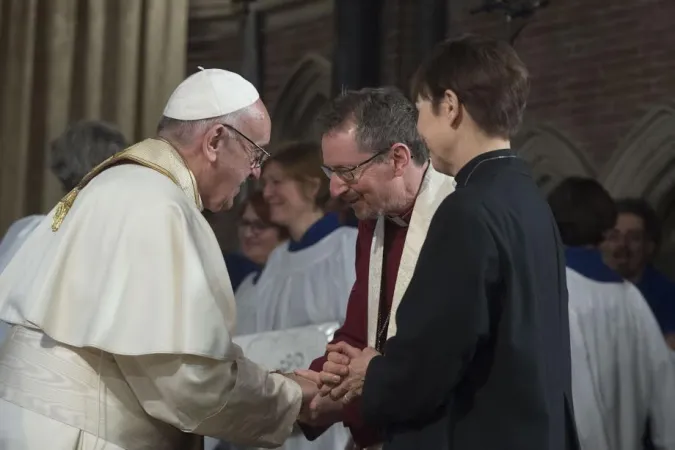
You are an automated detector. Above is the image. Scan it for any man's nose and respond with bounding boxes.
[329,174,348,198]
[250,167,261,180]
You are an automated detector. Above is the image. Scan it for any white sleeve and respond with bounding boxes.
[115,350,302,448]
[630,287,675,450]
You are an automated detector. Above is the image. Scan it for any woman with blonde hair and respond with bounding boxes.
[246,141,357,334]
[239,140,355,450]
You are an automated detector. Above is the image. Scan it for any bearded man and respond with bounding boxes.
[295,86,456,449]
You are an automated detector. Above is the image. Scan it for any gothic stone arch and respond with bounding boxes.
[514,123,595,195]
[271,54,331,145]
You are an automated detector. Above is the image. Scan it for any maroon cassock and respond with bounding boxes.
[303,215,409,447]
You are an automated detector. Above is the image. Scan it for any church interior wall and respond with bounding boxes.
[186,0,675,267]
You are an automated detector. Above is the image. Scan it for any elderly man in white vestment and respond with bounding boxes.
[292,87,456,450]
[548,177,675,450]
[0,68,318,450]
[0,120,128,344]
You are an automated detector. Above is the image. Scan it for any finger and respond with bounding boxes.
[319,384,333,397]
[319,370,342,386]
[328,342,362,359]
[326,351,350,366]
[330,383,350,401]
[322,360,349,376]
[293,369,321,385]
[309,395,321,411]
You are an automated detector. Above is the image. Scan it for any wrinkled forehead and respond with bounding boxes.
[237,102,271,145]
[321,126,369,167]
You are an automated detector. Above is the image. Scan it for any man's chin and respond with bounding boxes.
[207,198,235,213]
[351,202,377,221]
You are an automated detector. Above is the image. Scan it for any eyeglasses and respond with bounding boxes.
[321,148,391,183]
[239,219,273,233]
[223,124,270,168]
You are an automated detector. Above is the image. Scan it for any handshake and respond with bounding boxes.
[280,342,381,426]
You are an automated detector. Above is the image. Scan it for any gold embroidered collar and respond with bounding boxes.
[52,138,203,231]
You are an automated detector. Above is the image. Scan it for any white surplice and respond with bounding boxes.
[245,226,358,334]
[567,267,675,450]
[364,165,455,450]
[0,138,302,450]
[0,214,43,274]
[235,224,357,450]
[235,271,262,337]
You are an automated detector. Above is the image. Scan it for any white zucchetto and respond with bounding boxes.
[163,67,260,121]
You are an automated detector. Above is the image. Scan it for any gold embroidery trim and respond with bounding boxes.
[51,147,186,232]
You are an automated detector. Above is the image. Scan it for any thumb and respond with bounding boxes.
[294,369,321,385]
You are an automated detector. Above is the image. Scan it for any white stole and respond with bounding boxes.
[366,166,456,348]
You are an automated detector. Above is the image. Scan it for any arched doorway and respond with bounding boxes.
[514,123,596,195]
[271,54,331,145]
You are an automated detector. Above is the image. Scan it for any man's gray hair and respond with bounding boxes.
[315,87,429,164]
[50,120,128,191]
[156,108,250,145]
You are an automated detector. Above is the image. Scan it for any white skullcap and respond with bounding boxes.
[162,67,260,121]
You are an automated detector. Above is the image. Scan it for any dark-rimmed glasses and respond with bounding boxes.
[238,218,273,234]
[223,124,270,168]
[321,148,391,182]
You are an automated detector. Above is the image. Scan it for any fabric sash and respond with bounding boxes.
[52,138,202,231]
[0,326,202,450]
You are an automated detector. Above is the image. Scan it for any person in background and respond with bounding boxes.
[252,140,358,333]
[239,140,357,450]
[234,190,288,334]
[548,177,675,450]
[601,198,675,349]
[225,191,288,293]
[0,120,128,344]
[0,120,128,274]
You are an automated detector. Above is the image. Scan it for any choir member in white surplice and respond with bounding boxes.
[548,177,675,450]
[239,141,358,336]
[231,190,289,300]
[0,69,318,449]
[0,121,128,344]
[229,141,356,450]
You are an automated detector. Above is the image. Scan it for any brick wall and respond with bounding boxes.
[188,0,674,166]
[460,0,675,168]
[187,0,675,257]
[262,7,333,108]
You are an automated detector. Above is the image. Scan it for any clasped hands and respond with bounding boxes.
[286,342,380,426]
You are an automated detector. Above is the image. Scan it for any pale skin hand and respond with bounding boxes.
[281,372,319,416]
[293,369,346,426]
[315,342,380,403]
